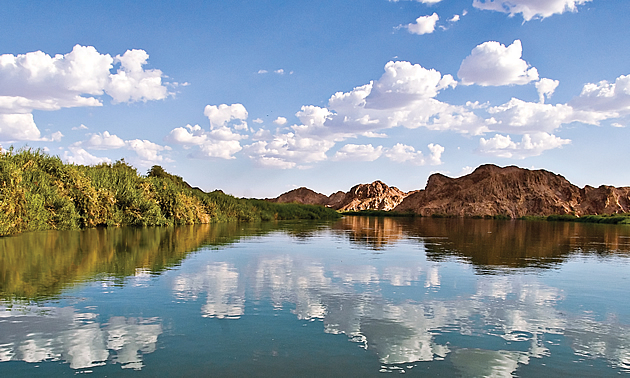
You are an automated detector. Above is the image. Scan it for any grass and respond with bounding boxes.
[341,210,418,217]
[0,147,340,237]
[520,213,630,224]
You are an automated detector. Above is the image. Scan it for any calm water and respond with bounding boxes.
[1,217,629,377]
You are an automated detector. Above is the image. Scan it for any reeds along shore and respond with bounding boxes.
[0,147,340,237]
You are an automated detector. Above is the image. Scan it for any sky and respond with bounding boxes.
[1,0,629,198]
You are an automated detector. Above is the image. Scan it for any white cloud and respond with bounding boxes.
[384,143,444,165]
[290,61,483,140]
[252,118,264,124]
[73,130,170,163]
[72,124,89,131]
[275,69,285,75]
[273,116,288,126]
[126,139,171,162]
[570,74,630,116]
[473,0,592,21]
[332,144,383,161]
[458,40,539,86]
[106,49,169,103]
[243,133,335,168]
[485,97,605,134]
[0,45,170,141]
[42,131,64,142]
[165,124,207,146]
[0,114,40,141]
[448,15,460,22]
[478,132,570,158]
[166,124,244,159]
[611,122,625,128]
[427,143,445,165]
[406,13,439,35]
[80,131,126,150]
[204,103,248,128]
[190,140,243,160]
[253,156,296,169]
[63,147,112,165]
[535,78,560,104]
[257,70,268,74]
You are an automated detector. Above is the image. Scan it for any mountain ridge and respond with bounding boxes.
[267,164,630,218]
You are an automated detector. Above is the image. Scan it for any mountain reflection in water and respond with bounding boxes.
[0,217,629,376]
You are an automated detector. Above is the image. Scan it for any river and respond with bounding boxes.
[1,217,629,377]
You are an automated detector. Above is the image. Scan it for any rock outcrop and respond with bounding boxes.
[267,164,630,217]
[269,181,412,211]
[268,187,329,205]
[334,181,408,211]
[394,164,630,218]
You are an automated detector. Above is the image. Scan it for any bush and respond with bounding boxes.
[0,147,340,236]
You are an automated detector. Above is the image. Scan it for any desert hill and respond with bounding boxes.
[394,164,630,218]
[268,164,630,218]
[268,180,412,211]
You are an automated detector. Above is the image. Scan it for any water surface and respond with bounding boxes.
[1,217,629,377]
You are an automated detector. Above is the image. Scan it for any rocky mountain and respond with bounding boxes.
[394,164,630,218]
[335,181,409,211]
[269,187,329,206]
[268,181,412,211]
[267,164,630,218]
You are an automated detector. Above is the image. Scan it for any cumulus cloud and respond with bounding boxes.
[171,58,630,167]
[472,0,592,21]
[273,116,288,126]
[384,143,444,165]
[189,140,242,160]
[72,130,170,163]
[536,78,560,104]
[332,144,384,161]
[448,15,461,22]
[478,132,570,158]
[166,123,244,159]
[63,147,112,165]
[126,139,171,162]
[106,49,169,103]
[204,103,248,128]
[0,114,40,141]
[252,118,264,124]
[405,13,439,35]
[458,40,539,86]
[167,103,251,160]
[570,74,630,116]
[243,133,335,168]
[486,97,605,134]
[80,131,126,150]
[72,124,89,131]
[0,45,170,141]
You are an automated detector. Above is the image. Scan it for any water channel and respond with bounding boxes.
[1,217,629,377]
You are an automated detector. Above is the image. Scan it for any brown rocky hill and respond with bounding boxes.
[268,187,329,205]
[268,181,412,211]
[394,164,630,218]
[335,181,408,211]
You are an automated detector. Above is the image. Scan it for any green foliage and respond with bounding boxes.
[0,147,339,236]
[342,210,417,217]
[544,213,630,224]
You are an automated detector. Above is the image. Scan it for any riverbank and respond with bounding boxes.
[0,148,340,237]
[342,210,630,224]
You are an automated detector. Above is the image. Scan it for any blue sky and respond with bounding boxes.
[1,0,628,197]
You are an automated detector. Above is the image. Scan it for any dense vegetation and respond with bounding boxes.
[342,210,417,217]
[521,213,630,224]
[0,147,340,237]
